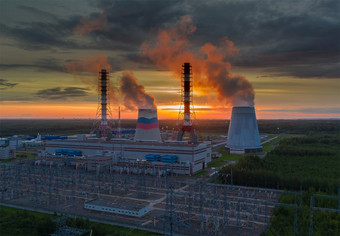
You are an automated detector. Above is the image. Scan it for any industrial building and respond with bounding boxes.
[45,138,211,175]
[84,198,150,217]
[0,137,26,158]
[226,106,262,154]
[42,64,212,175]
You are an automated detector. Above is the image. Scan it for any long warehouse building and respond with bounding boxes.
[45,139,211,175]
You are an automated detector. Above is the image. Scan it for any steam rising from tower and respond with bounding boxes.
[120,72,156,110]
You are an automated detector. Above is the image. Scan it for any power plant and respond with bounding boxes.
[41,65,264,173]
[42,64,212,175]
[226,106,262,154]
[0,63,280,236]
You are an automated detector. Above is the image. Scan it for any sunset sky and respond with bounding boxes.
[0,0,339,119]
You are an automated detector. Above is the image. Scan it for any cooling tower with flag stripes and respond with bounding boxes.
[226,106,262,154]
[134,108,162,142]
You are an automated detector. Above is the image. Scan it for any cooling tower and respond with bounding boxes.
[134,108,162,142]
[226,107,262,154]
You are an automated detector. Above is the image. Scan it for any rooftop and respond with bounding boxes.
[86,197,149,211]
[47,138,211,148]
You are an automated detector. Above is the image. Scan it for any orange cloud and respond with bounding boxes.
[142,15,254,106]
[76,14,108,35]
[65,53,111,75]
[65,53,116,104]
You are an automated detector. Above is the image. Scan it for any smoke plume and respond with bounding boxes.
[66,53,111,75]
[65,53,111,87]
[65,54,116,102]
[142,15,254,106]
[120,71,156,110]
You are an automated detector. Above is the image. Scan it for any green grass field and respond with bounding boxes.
[208,147,247,168]
[0,205,160,236]
[193,169,209,177]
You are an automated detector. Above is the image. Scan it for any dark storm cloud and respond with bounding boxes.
[0,15,81,50]
[190,0,339,78]
[0,57,66,72]
[0,0,186,52]
[36,87,90,100]
[1,0,338,78]
[79,0,187,52]
[0,79,18,90]
[241,50,340,78]
[17,5,59,21]
[34,57,66,72]
[265,63,340,79]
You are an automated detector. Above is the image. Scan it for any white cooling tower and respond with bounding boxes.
[226,106,262,154]
[134,108,162,142]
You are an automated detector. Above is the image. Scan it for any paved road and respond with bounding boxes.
[211,141,228,149]
[261,135,279,145]
[259,134,282,158]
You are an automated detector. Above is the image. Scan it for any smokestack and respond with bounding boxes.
[226,107,262,154]
[101,69,108,125]
[134,108,162,142]
[93,69,112,138]
[183,62,191,127]
[118,106,121,138]
[177,62,198,143]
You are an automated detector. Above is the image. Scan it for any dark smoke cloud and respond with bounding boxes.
[36,87,90,100]
[120,72,155,110]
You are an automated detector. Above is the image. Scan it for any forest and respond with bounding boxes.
[1,119,339,137]
[219,132,340,235]
[219,134,339,194]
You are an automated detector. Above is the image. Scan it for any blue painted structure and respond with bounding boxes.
[28,135,68,140]
[161,155,178,163]
[55,149,82,156]
[145,154,161,162]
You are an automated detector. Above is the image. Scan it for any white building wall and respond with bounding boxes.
[84,202,150,217]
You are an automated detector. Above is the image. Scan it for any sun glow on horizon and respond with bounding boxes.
[1,103,339,120]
